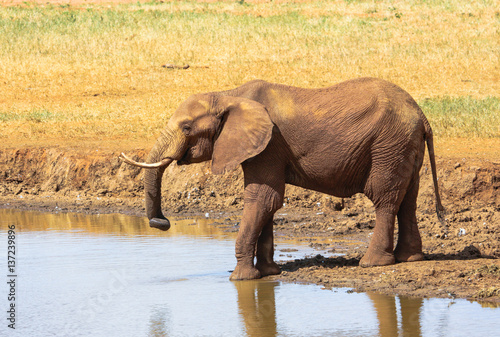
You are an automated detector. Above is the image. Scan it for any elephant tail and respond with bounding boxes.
[424,128,446,226]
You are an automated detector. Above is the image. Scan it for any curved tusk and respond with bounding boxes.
[119,153,173,169]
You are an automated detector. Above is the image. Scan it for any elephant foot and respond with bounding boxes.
[359,250,395,268]
[394,247,424,263]
[149,217,171,231]
[256,261,281,277]
[230,264,262,281]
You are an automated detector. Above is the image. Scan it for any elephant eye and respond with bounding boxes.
[181,125,191,134]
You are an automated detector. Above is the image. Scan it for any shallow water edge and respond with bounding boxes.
[1,209,499,336]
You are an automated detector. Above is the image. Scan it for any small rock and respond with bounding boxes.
[426,268,436,276]
[97,189,108,196]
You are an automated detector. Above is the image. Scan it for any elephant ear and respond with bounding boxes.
[211,96,273,175]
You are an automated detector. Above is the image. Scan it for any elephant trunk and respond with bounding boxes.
[144,132,176,231]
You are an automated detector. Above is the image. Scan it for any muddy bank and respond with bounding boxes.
[1,146,499,302]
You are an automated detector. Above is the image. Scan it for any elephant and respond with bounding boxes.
[120,77,444,280]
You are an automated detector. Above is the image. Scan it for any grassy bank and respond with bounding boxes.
[0,1,498,142]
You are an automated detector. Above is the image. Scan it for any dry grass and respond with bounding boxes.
[0,0,498,145]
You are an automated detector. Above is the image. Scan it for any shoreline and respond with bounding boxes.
[2,187,499,304]
[1,144,499,303]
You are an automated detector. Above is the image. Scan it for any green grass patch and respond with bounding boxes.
[0,110,57,122]
[420,97,500,138]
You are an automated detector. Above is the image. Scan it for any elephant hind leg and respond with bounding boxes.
[360,208,397,267]
[361,182,423,267]
[394,178,423,262]
[361,144,423,267]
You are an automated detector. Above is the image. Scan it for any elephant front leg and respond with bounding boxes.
[255,219,281,277]
[230,211,264,281]
[230,182,284,281]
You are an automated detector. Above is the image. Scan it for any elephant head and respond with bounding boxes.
[120,94,274,230]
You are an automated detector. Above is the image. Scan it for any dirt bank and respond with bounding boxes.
[1,145,499,303]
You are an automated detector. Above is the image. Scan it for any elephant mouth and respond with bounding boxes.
[177,148,191,165]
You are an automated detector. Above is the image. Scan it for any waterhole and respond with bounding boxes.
[1,209,498,336]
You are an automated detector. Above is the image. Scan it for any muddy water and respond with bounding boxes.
[1,209,498,337]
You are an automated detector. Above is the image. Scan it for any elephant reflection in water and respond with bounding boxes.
[234,281,279,336]
[368,292,423,337]
[235,282,424,337]
[148,306,172,337]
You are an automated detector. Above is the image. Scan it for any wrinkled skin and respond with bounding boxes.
[121,77,444,280]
